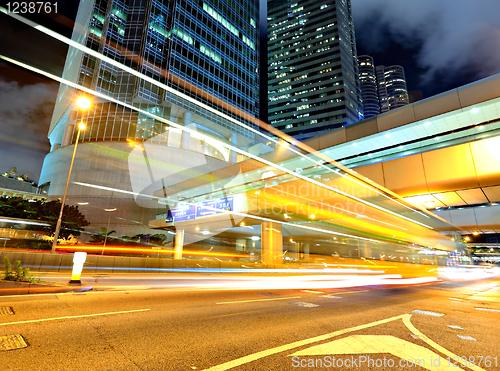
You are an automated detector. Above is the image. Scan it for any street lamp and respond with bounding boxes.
[52,97,90,253]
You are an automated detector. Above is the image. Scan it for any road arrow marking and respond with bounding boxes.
[291,335,458,371]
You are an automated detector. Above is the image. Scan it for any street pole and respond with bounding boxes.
[102,207,116,255]
[52,97,90,253]
[52,120,87,253]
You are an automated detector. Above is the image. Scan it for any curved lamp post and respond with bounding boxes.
[51,97,90,253]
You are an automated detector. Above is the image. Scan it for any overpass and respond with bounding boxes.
[140,75,500,266]
[146,73,500,264]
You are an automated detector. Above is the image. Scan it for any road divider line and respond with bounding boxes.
[403,315,486,371]
[216,296,301,304]
[337,290,369,294]
[202,314,408,370]
[301,290,324,294]
[0,309,150,326]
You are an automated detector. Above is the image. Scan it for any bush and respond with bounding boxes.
[3,257,14,280]
[2,257,36,282]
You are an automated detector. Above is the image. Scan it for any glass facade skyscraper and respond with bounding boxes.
[267,0,362,141]
[39,0,261,236]
[357,55,379,119]
[57,0,260,139]
[376,64,409,113]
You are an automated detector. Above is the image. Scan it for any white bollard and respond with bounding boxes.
[69,252,87,284]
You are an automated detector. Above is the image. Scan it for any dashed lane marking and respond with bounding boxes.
[475,307,500,313]
[402,315,485,371]
[457,335,476,341]
[216,296,301,305]
[289,302,319,308]
[320,295,342,299]
[301,290,324,294]
[411,310,445,317]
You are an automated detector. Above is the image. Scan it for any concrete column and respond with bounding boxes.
[236,239,246,251]
[261,221,283,265]
[303,243,310,260]
[361,241,372,258]
[62,124,75,147]
[230,132,237,163]
[290,241,300,261]
[174,229,184,260]
[181,112,191,150]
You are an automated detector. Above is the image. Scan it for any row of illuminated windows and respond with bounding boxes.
[269,27,336,52]
[202,3,256,50]
[269,7,335,36]
[270,35,336,55]
[171,54,255,110]
[147,21,256,85]
[204,0,257,33]
[272,78,342,95]
[269,67,342,89]
[170,37,256,91]
[269,94,344,116]
[203,2,240,37]
[272,113,346,130]
[269,43,341,68]
[175,9,258,69]
[180,2,258,57]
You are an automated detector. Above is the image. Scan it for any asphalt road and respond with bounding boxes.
[0,275,499,371]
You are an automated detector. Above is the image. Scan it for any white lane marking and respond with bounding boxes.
[0,309,150,326]
[301,290,324,294]
[201,314,408,371]
[289,302,319,308]
[216,296,301,304]
[402,315,485,371]
[338,290,369,294]
[457,335,476,341]
[447,325,464,330]
[411,310,445,317]
[475,307,500,313]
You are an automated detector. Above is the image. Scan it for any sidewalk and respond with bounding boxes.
[0,279,93,296]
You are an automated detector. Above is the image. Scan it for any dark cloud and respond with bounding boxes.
[352,0,500,90]
[0,79,58,182]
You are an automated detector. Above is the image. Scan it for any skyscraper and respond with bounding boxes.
[357,55,379,119]
[267,0,362,141]
[39,0,261,236]
[376,65,409,113]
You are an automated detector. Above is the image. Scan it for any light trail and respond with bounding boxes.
[0,7,440,230]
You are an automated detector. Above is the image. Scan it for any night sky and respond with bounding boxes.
[1,0,500,183]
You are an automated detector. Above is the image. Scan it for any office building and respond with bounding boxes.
[358,57,410,118]
[376,64,409,113]
[267,0,363,141]
[39,0,261,236]
[357,55,379,119]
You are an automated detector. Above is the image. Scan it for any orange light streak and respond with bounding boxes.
[56,245,252,258]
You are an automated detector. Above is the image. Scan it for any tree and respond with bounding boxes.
[89,227,116,244]
[0,197,89,238]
